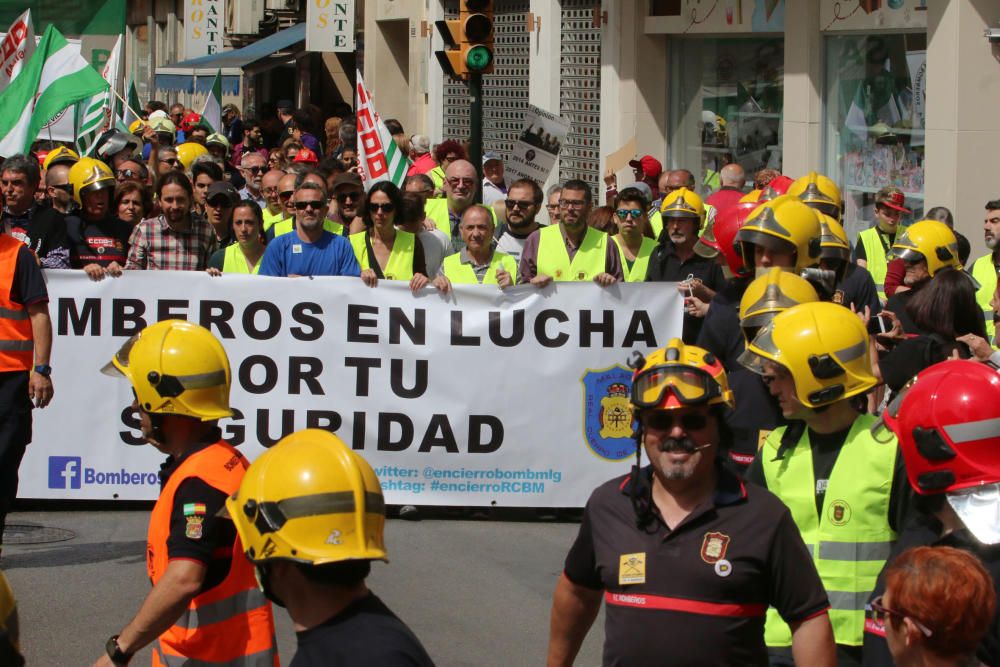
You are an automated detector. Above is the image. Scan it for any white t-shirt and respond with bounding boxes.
[419,228,453,277]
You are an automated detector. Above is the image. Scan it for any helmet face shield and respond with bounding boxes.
[631,365,723,409]
[100,332,141,377]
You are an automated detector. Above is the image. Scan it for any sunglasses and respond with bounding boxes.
[335,192,362,203]
[870,595,933,637]
[447,177,475,187]
[207,198,233,208]
[49,183,72,193]
[242,166,264,174]
[294,200,325,211]
[643,411,710,432]
[368,203,395,213]
[505,199,534,210]
[278,190,295,201]
[160,158,180,166]
[615,208,643,220]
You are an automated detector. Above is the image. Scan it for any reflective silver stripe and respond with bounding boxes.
[0,340,32,351]
[156,643,277,667]
[826,590,869,612]
[944,417,1000,444]
[174,588,269,630]
[836,339,868,363]
[818,541,892,562]
[178,369,228,390]
[0,307,28,320]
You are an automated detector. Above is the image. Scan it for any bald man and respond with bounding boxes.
[705,163,746,214]
[424,158,497,252]
[260,169,286,232]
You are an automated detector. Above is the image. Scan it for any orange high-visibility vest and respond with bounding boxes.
[0,235,33,373]
[147,440,277,667]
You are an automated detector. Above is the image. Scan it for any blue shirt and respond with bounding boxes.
[258,230,361,277]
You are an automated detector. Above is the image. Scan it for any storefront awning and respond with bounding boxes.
[154,22,306,93]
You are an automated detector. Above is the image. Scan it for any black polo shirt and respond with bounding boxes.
[564,465,828,666]
[645,241,725,344]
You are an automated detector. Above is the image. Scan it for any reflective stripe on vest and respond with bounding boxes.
[221,243,261,275]
[0,235,32,372]
[536,225,607,281]
[154,643,277,667]
[613,236,657,282]
[760,414,897,647]
[349,230,416,280]
[441,251,517,285]
[858,227,889,301]
[147,441,276,665]
[972,253,998,346]
[270,217,344,238]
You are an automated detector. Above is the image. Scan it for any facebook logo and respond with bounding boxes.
[48,456,82,489]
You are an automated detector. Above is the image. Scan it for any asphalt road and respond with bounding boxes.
[3,508,605,666]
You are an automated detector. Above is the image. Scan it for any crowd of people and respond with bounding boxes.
[0,99,998,666]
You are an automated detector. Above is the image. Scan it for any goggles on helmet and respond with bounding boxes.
[631,365,723,409]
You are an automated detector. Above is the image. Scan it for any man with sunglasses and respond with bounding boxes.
[259,182,360,278]
[327,172,364,233]
[495,178,544,264]
[862,359,1000,666]
[742,302,908,666]
[549,339,834,667]
[269,172,351,241]
[424,159,498,251]
[43,162,73,215]
[237,153,267,209]
[115,159,149,186]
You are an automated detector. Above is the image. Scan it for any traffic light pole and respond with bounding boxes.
[469,72,484,204]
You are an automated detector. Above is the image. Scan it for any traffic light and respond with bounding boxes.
[434,1,494,80]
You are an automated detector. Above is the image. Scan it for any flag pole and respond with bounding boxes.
[108,86,144,123]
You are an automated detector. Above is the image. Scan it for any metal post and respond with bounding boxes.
[469,72,483,204]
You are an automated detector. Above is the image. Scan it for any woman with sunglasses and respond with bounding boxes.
[349,182,429,293]
[864,358,1000,666]
[875,546,994,667]
[611,187,657,282]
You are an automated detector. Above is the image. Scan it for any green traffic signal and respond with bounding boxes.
[466,45,493,71]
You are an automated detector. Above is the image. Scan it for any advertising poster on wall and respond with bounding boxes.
[647,0,784,34]
[821,0,928,31]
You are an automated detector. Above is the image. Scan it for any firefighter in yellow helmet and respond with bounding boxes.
[42,146,79,214]
[226,429,434,665]
[548,339,835,666]
[96,320,277,667]
[42,146,79,171]
[176,142,209,172]
[788,171,843,220]
[66,157,133,280]
[741,301,906,663]
[817,213,882,314]
[734,194,822,278]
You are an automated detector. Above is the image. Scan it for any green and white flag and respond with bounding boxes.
[74,33,122,155]
[0,25,108,157]
[123,77,141,127]
[355,70,410,189]
[199,69,222,134]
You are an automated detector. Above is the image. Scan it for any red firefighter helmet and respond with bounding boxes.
[757,175,794,203]
[882,360,1000,495]
[694,201,758,278]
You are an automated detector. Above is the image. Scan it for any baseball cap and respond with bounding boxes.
[331,173,363,190]
[483,151,502,165]
[875,186,911,214]
[293,148,319,164]
[629,155,663,179]
[625,181,653,207]
[206,181,240,207]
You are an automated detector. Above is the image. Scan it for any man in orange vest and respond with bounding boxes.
[96,320,276,667]
[0,229,53,557]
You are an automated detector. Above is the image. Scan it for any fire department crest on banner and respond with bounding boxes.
[581,365,635,461]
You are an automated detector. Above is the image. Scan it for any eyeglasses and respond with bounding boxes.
[262,187,279,195]
[242,166,264,174]
[278,190,295,201]
[447,177,475,187]
[505,199,534,210]
[615,208,643,220]
[335,191,362,203]
[643,411,710,432]
[559,199,587,209]
[368,203,395,213]
[294,200,325,211]
[160,158,180,166]
[116,168,141,179]
[49,183,72,193]
[546,203,560,211]
[206,198,233,208]
[870,596,933,637]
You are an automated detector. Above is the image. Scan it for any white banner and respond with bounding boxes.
[307,0,355,52]
[507,105,572,185]
[23,271,682,506]
[184,0,224,59]
[0,9,33,87]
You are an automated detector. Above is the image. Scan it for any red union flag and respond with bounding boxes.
[0,9,35,87]
[355,70,410,190]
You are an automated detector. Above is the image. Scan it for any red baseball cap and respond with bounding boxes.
[628,155,663,179]
[875,186,911,214]
[293,148,319,164]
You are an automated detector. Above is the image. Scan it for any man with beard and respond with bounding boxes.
[125,172,218,270]
[259,182,360,278]
[237,152,267,209]
[971,199,1000,343]
[646,188,725,343]
[496,178,544,264]
[65,158,132,280]
[548,340,834,667]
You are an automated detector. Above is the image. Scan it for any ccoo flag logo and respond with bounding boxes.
[581,365,635,461]
[48,456,82,489]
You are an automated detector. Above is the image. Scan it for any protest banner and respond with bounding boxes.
[23,272,683,507]
[506,104,572,185]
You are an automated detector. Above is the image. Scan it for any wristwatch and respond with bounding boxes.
[105,635,132,666]
[33,364,51,378]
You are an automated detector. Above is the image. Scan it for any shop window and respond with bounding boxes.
[669,38,783,195]
[824,33,927,242]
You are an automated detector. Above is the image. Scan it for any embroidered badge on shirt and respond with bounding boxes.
[700,531,730,564]
[828,499,852,526]
[185,515,204,539]
[183,503,207,516]
[618,552,646,585]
